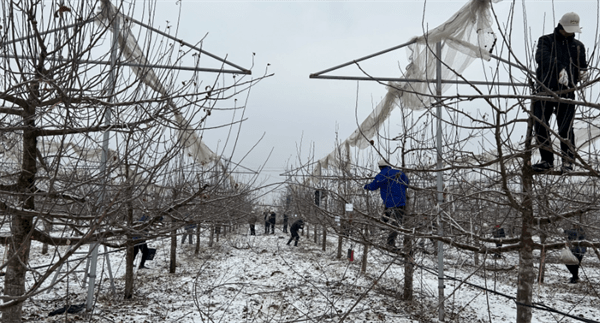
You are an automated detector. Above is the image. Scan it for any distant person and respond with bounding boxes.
[248,211,257,236]
[264,211,270,234]
[287,219,305,247]
[564,225,587,283]
[282,213,289,233]
[492,225,506,258]
[364,159,409,249]
[133,215,151,269]
[269,212,276,234]
[532,12,588,174]
[181,223,196,245]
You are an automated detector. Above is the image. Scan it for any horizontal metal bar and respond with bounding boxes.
[1,54,246,74]
[310,74,529,87]
[310,39,418,78]
[0,17,96,48]
[123,14,251,75]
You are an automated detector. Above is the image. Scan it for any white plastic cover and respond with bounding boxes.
[314,0,497,176]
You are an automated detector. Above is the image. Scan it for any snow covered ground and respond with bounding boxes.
[4,226,600,322]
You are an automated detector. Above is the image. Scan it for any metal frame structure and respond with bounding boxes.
[0,2,252,314]
[309,39,530,322]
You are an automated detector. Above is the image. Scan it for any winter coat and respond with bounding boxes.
[535,26,587,97]
[290,219,304,233]
[283,214,289,225]
[269,212,276,224]
[565,228,587,256]
[364,166,409,208]
[248,213,258,224]
[492,227,505,239]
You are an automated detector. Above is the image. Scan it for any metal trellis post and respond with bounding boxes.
[435,41,445,322]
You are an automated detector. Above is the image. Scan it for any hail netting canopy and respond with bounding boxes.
[313,0,497,177]
[95,1,219,167]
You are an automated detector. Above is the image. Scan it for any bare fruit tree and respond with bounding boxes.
[0,0,267,321]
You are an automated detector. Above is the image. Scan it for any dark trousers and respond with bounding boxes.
[181,228,194,244]
[384,206,405,247]
[287,231,299,246]
[565,254,584,279]
[283,223,288,233]
[133,241,150,268]
[265,222,269,234]
[249,224,256,236]
[533,98,575,164]
[269,222,275,234]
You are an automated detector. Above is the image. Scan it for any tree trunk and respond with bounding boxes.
[3,215,33,322]
[516,115,536,323]
[194,225,201,255]
[337,234,343,259]
[170,218,177,273]
[3,107,38,322]
[403,235,414,301]
[322,226,327,251]
[361,225,369,274]
[124,241,135,299]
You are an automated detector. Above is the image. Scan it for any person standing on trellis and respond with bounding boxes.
[532,12,588,174]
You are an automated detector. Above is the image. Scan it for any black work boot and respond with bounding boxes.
[532,161,553,172]
[561,161,573,174]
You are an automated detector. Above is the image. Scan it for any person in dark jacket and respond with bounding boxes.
[133,215,151,269]
[532,12,588,173]
[268,212,276,234]
[364,159,410,248]
[282,213,289,233]
[287,219,304,246]
[264,211,270,234]
[181,223,196,245]
[248,211,257,236]
[564,225,587,283]
[492,225,506,258]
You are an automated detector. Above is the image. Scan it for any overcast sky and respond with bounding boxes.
[141,0,599,201]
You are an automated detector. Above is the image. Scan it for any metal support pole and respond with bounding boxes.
[85,243,99,311]
[103,245,116,294]
[87,2,118,312]
[435,41,445,322]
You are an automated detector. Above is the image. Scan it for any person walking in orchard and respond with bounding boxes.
[287,219,304,247]
[564,225,587,283]
[364,159,410,249]
[532,12,588,174]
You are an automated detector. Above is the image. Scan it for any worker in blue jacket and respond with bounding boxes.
[364,159,410,248]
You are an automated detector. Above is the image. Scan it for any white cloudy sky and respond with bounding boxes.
[135,0,599,199]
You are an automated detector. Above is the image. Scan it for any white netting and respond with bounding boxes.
[313,0,497,176]
[96,2,219,167]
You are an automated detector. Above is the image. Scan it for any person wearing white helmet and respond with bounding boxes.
[364,159,410,249]
[532,12,588,174]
